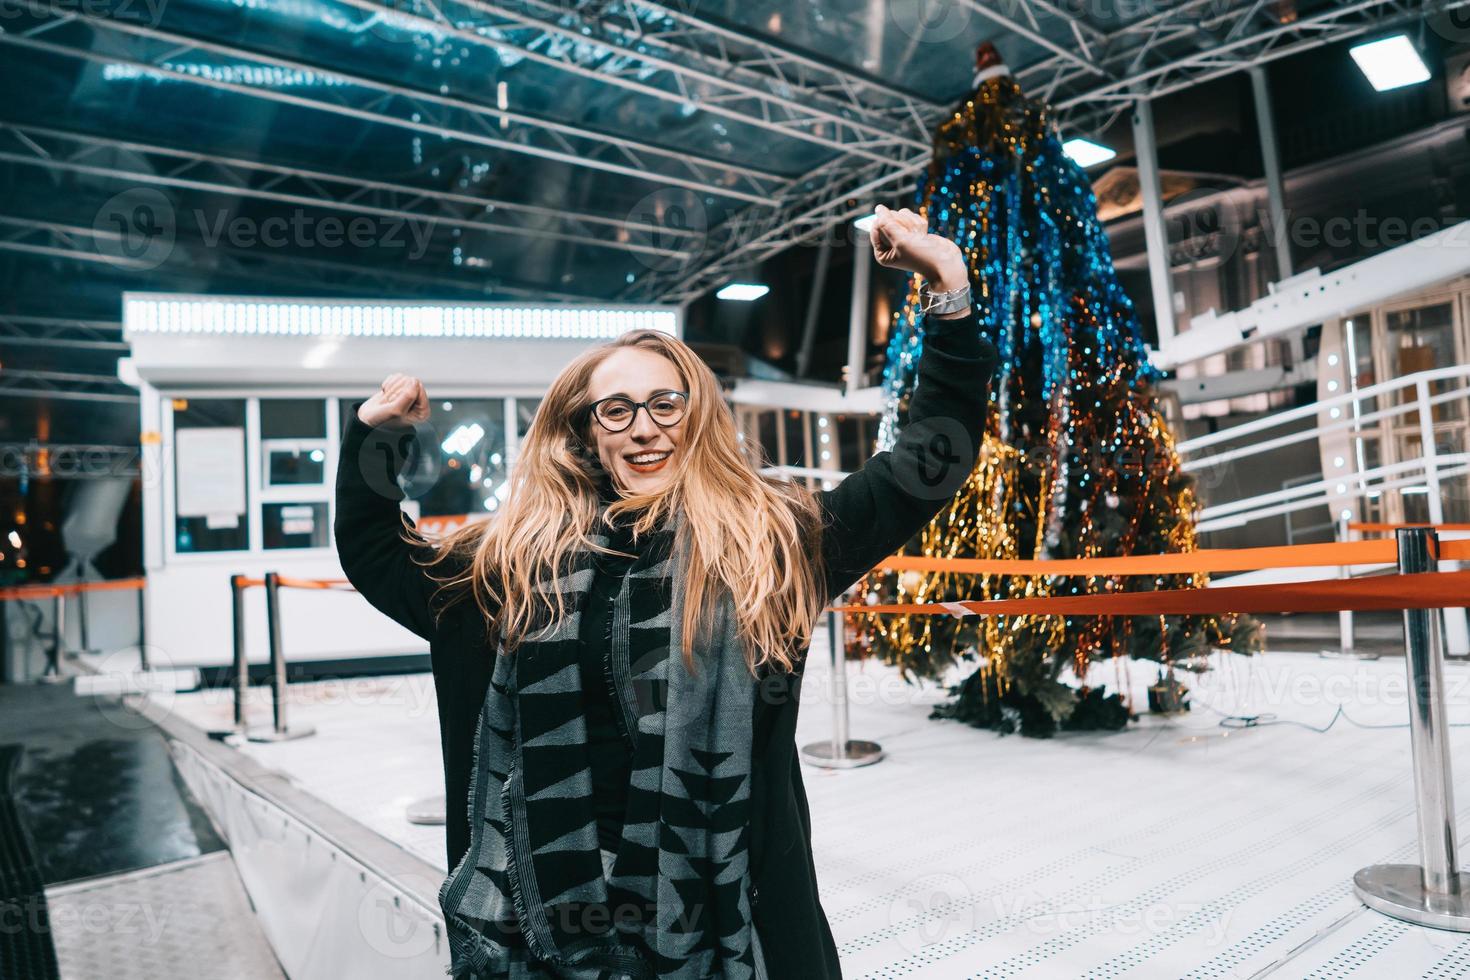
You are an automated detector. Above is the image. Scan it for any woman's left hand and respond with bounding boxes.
[868,204,967,289]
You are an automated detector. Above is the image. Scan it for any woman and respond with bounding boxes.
[334,204,998,980]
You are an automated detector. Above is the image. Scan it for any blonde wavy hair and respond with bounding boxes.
[403,329,828,676]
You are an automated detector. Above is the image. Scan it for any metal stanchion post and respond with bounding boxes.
[137,582,151,672]
[248,572,315,742]
[1338,515,1355,656]
[79,585,91,655]
[406,795,447,826]
[799,594,882,769]
[38,591,68,682]
[1353,525,1470,929]
[227,574,250,736]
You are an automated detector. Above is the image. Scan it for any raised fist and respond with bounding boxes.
[358,373,430,430]
[869,203,966,288]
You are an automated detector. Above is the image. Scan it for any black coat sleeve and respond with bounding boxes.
[333,400,466,641]
[816,308,998,602]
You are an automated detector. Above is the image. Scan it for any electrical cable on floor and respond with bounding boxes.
[1195,701,1470,733]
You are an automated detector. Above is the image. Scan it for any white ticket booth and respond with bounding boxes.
[119,293,680,670]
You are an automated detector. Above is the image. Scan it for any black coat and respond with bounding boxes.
[334,309,996,979]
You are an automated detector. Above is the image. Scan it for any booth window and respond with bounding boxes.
[336,399,508,523]
[264,502,328,550]
[516,398,541,439]
[261,398,330,550]
[173,398,249,553]
[413,400,510,518]
[262,398,328,486]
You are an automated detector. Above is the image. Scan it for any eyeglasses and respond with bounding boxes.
[586,389,688,433]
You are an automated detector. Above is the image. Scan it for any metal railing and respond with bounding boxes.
[1178,364,1470,534]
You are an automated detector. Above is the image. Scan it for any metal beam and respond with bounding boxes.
[1034,0,1470,134]
[0,368,138,403]
[0,0,788,204]
[634,151,928,303]
[0,122,696,262]
[954,0,1107,78]
[656,0,1470,303]
[1157,220,1470,369]
[558,0,944,123]
[0,314,125,352]
[0,212,592,302]
[330,0,931,160]
[1131,95,1177,349]
[1250,65,1293,283]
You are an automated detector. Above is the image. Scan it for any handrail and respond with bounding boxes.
[1199,455,1470,521]
[1181,383,1470,472]
[1177,362,1470,455]
[1198,463,1470,531]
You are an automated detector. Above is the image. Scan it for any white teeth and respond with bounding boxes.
[628,451,671,464]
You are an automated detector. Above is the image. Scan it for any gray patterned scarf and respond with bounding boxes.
[439,504,761,979]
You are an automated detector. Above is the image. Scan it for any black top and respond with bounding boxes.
[334,307,996,980]
[580,483,640,853]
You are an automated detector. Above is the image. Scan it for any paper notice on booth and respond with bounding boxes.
[205,512,240,529]
[177,427,246,517]
[280,504,316,535]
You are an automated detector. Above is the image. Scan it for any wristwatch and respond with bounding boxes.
[919,282,971,317]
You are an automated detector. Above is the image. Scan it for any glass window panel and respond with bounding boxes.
[1345,314,1377,415]
[261,398,325,439]
[756,412,778,469]
[516,398,542,439]
[338,399,362,437]
[1388,303,1460,422]
[264,502,328,550]
[836,416,864,473]
[266,447,326,486]
[406,400,509,519]
[262,398,327,487]
[173,398,248,553]
[782,410,807,469]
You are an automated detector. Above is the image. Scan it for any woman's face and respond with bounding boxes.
[585,347,687,495]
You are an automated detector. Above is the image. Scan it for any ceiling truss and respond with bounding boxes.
[0,0,1463,308]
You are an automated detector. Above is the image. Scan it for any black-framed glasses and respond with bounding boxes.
[585,389,689,433]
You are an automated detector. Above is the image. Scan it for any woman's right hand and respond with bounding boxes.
[358,373,431,429]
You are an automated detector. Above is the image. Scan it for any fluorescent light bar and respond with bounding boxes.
[122,296,678,339]
[716,283,769,302]
[1350,35,1430,92]
[1062,137,1116,169]
[442,422,485,456]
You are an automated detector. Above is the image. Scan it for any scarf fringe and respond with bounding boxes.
[499,761,555,965]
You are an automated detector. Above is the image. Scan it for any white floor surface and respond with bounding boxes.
[143,631,1470,979]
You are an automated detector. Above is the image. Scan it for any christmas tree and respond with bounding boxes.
[849,44,1263,737]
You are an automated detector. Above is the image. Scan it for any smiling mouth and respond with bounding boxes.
[625,449,672,473]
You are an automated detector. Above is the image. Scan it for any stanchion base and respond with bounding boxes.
[246,723,317,742]
[1319,648,1380,661]
[406,794,447,825]
[799,739,884,769]
[1354,864,1470,930]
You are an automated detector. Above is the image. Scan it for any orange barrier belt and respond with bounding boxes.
[228,575,353,590]
[0,576,146,602]
[274,575,353,590]
[833,569,1470,618]
[875,538,1470,577]
[1351,522,1470,534]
